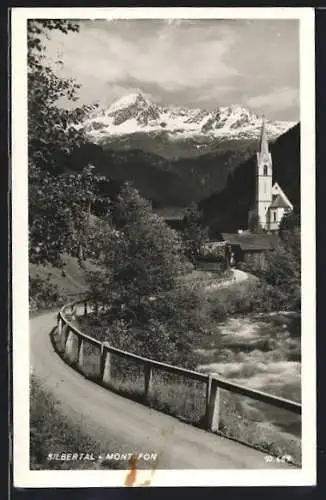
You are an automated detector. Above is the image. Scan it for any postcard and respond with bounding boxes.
[11,7,316,487]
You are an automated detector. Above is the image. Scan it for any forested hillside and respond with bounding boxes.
[199,124,300,234]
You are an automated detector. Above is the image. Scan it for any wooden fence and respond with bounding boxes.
[54,299,301,436]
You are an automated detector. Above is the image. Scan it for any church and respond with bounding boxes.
[248,117,293,232]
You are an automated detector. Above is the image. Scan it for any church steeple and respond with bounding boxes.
[253,115,273,230]
[259,115,269,156]
[247,115,293,232]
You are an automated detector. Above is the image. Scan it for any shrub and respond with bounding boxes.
[83,285,209,370]
[227,230,301,314]
[29,275,62,311]
[248,230,301,312]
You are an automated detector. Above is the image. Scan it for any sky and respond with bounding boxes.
[43,18,300,121]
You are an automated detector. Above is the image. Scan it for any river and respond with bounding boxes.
[195,311,301,440]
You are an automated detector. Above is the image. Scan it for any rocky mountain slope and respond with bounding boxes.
[67,92,298,208]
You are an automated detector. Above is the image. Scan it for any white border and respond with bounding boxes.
[12,7,316,487]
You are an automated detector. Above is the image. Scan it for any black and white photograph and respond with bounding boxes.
[11,7,316,487]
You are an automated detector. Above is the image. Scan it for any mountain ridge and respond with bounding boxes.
[81,91,297,159]
[66,92,299,209]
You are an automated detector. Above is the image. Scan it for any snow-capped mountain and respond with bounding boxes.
[83,91,296,146]
[70,93,300,207]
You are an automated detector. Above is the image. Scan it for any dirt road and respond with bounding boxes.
[30,310,293,470]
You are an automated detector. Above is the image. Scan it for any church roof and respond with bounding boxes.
[271,182,293,210]
[270,193,291,209]
[259,116,269,156]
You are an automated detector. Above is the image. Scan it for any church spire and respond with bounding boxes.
[259,115,269,156]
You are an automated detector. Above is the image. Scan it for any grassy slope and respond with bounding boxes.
[29,254,88,297]
[30,376,123,470]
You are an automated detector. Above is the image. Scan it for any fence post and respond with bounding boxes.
[101,344,111,386]
[144,363,153,403]
[76,336,83,368]
[71,305,77,321]
[78,338,84,369]
[62,323,69,347]
[65,328,74,358]
[205,377,221,432]
[57,315,62,336]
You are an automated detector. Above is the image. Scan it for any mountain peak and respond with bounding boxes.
[108,91,152,114]
[84,92,296,147]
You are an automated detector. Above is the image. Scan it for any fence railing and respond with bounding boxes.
[54,299,301,437]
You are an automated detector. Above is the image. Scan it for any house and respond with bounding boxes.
[154,207,232,271]
[248,117,293,231]
[220,232,279,269]
[196,240,232,272]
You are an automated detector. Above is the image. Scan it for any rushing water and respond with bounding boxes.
[196,311,301,437]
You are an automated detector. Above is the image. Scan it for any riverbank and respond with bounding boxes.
[195,310,301,461]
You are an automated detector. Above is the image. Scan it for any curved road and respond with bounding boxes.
[31,310,294,470]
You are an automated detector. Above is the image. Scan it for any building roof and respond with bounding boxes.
[220,232,279,251]
[270,193,292,209]
[271,182,293,210]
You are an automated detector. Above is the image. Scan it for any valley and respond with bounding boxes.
[64,92,300,212]
[25,16,306,478]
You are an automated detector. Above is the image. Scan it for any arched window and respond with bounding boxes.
[263,165,268,176]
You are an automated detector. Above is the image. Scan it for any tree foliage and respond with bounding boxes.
[28,19,95,173]
[87,186,206,367]
[89,184,189,310]
[279,210,300,234]
[181,203,209,263]
[28,20,110,266]
[244,229,301,312]
[29,163,111,266]
[262,230,301,311]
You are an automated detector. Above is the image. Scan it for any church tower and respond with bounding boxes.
[255,117,273,229]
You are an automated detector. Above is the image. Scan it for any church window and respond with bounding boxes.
[273,211,277,222]
[263,165,268,176]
